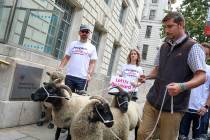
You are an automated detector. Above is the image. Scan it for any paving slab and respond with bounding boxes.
[0,124,136,140]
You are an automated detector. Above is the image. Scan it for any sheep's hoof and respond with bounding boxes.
[48,123,54,129]
[37,121,44,126]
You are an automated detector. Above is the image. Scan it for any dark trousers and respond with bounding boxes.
[65,75,88,93]
[179,109,209,139]
[179,109,200,139]
[200,110,209,135]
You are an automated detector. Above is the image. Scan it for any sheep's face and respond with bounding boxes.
[31,82,68,103]
[116,94,129,113]
[108,86,130,113]
[47,72,64,82]
[92,102,114,128]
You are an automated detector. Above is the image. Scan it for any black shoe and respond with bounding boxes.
[178,135,189,140]
[47,122,54,129]
[36,121,44,126]
[200,134,208,140]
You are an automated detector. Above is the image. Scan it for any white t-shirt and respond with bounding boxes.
[65,40,97,79]
[120,64,144,92]
[188,64,210,110]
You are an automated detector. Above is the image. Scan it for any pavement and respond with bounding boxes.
[0,124,66,140]
[0,123,136,140]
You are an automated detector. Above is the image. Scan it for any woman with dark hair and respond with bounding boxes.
[119,49,143,101]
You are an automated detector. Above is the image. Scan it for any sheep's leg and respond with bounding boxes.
[135,126,139,140]
[37,111,45,126]
[66,128,71,140]
[55,127,61,140]
[47,115,54,129]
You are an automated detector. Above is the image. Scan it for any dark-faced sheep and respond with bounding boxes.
[109,86,143,140]
[31,80,91,140]
[70,96,114,140]
[70,95,130,140]
[37,71,65,129]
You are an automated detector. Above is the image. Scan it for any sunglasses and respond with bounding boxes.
[80,30,90,34]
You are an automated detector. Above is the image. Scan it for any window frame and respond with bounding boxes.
[145,25,152,38]
[149,9,156,20]
[142,44,149,60]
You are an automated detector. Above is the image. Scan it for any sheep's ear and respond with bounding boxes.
[46,72,51,76]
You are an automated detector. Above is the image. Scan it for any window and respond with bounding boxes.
[142,44,149,60]
[107,44,118,76]
[91,28,101,51]
[119,1,128,24]
[152,0,158,3]
[149,10,156,20]
[52,0,74,59]
[1,0,74,59]
[145,26,152,38]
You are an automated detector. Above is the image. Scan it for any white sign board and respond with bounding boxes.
[110,76,135,92]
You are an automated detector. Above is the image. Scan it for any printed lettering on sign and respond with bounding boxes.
[110,76,135,92]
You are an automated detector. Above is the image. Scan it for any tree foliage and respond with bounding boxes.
[180,0,210,43]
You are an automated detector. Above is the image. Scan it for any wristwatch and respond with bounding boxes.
[204,104,209,109]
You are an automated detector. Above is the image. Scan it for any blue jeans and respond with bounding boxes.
[179,109,209,139]
[65,75,88,92]
[200,110,209,135]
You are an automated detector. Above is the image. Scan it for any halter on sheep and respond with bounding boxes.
[108,86,131,113]
[42,82,71,102]
[31,79,72,102]
[70,96,114,140]
[36,72,65,129]
[90,96,114,126]
[32,79,94,140]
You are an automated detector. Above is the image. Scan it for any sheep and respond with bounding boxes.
[102,107,130,140]
[70,96,114,140]
[70,94,130,140]
[109,86,143,140]
[31,80,91,140]
[37,71,65,129]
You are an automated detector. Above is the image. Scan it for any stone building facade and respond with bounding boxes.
[138,0,172,74]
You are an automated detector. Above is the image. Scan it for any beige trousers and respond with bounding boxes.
[137,101,183,140]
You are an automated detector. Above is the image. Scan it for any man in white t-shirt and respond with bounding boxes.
[58,24,97,93]
[179,43,210,140]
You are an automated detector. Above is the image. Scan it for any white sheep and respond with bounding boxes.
[109,86,143,140]
[70,96,114,140]
[37,71,65,128]
[70,94,130,140]
[31,80,91,140]
[102,107,130,140]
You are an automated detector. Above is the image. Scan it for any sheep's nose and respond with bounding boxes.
[120,103,128,113]
[105,121,114,128]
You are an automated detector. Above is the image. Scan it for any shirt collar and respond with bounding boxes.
[174,34,187,45]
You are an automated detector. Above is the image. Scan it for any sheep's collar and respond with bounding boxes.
[42,85,70,102]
